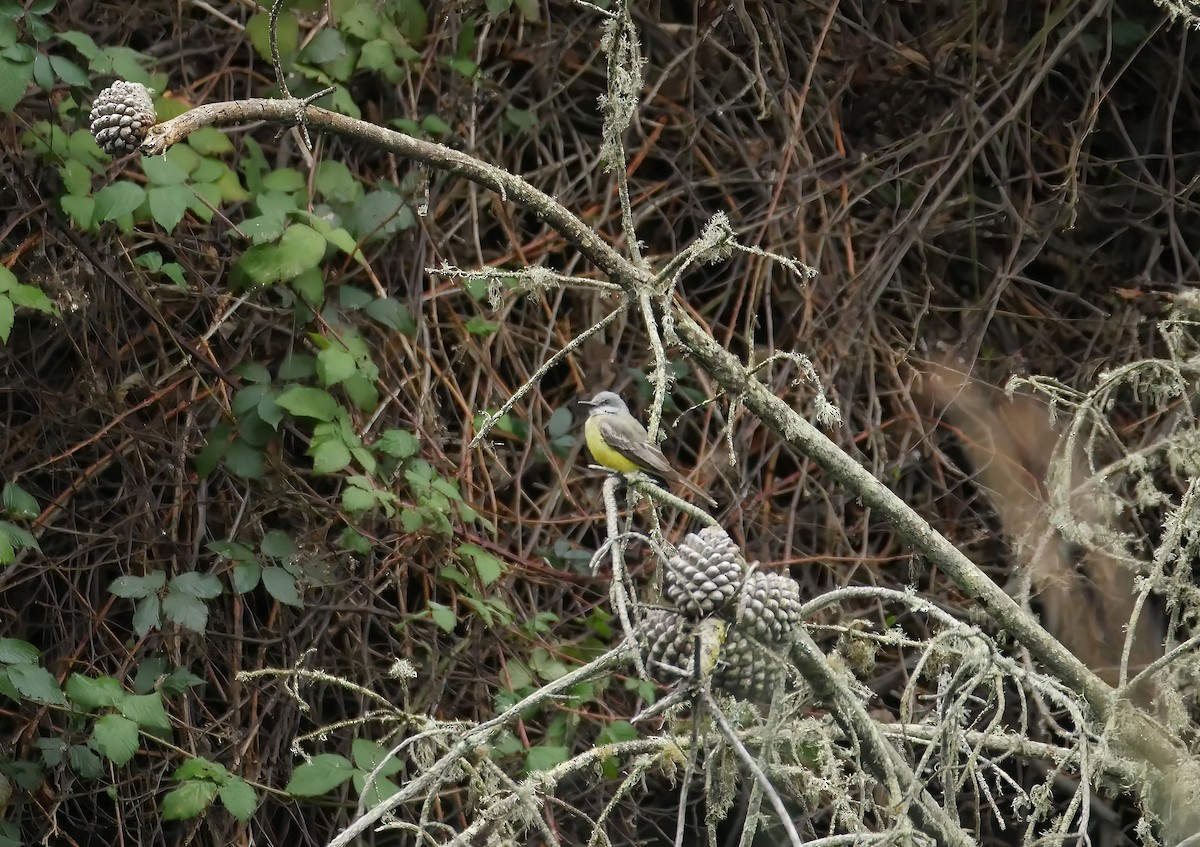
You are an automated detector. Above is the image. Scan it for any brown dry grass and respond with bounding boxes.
[2,0,1198,844]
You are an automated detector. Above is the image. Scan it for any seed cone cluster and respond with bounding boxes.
[642,526,803,700]
[90,81,156,156]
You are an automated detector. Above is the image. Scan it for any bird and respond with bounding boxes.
[579,391,716,507]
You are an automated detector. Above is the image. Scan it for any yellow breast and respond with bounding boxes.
[585,416,641,473]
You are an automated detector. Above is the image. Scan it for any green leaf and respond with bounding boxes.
[65,673,124,709]
[187,126,233,155]
[92,714,139,765]
[260,529,295,561]
[317,346,356,386]
[0,55,34,113]
[9,282,58,315]
[170,572,223,599]
[427,602,456,632]
[2,482,38,519]
[209,539,255,563]
[314,160,361,203]
[163,779,218,821]
[286,754,354,796]
[118,692,172,732]
[301,27,346,64]
[218,778,259,822]
[7,663,67,705]
[59,193,94,230]
[69,744,102,779]
[161,667,204,695]
[345,191,411,242]
[162,591,208,633]
[465,315,498,336]
[142,154,189,186]
[0,638,38,664]
[147,185,192,232]
[276,385,337,421]
[109,571,165,597]
[231,561,261,594]
[174,756,229,782]
[351,738,404,777]
[311,439,352,474]
[262,567,303,608]
[225,438,265,480]
[364,296,416,335]
[261,167,306,193]
[49,54,89,86]
[525,745,569,773]
[375,428,419,459]
[341,483,377,513]
[133,596,161,636]
[246,10,298,64]
[458,543,504,586]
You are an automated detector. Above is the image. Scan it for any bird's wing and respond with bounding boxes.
[595,417,676,479]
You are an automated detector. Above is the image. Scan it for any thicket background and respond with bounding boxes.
[2,0,1199,844]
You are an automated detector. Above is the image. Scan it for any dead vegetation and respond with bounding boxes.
[2,0,1200,844]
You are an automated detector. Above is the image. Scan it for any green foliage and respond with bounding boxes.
[0,481,41,565]
[0,264,59,344]
[0,0,159,115]
[286,738,403,807]
[164,757,258,822]
[0,638,214,821]
[23,119,247,235]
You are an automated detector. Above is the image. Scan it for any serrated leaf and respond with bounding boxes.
[133,596,161,636]
[162,592,208,633]
[109,572,166,598]
[342,484,377,513]
[65,673,124,709]
[457,543,504,587]
[262,567,303,607]
[147,185,192,233]
[218,778,259,822]
[260,530,295,561]
[187,126,233,155]
[525,745,569,772]
[8,283,57,315]
[118,692,172,732]
[285,754,354,796]
[364,297,416,335]
[246,10,298,64]
[92,714,139,765]
[428,602,456,632]
[163,779,218,821]
[351,738,405,776]
[224,438,265,480]
[374,428,419,459]
[7,663,67,705]
[310,439,352,474]
[2,482,38,519]
[0,638,38,664]
[170,571,223,599]
[230,562,261,594]
[69,744,102,778]
[276,385,337,421]
[316,347,357,386]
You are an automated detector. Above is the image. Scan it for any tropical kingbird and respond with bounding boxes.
[580,391,716,506]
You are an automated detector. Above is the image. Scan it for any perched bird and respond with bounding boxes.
[580,391,716,507]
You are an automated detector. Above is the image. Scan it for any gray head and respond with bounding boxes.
[581,391,629,417]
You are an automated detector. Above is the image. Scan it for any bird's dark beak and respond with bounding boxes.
[577,397,597,407]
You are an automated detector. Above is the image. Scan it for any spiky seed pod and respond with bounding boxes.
[664,526,745,617]
[640,608,693,684]
[90,81,156,155]
[738,569,803,643]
